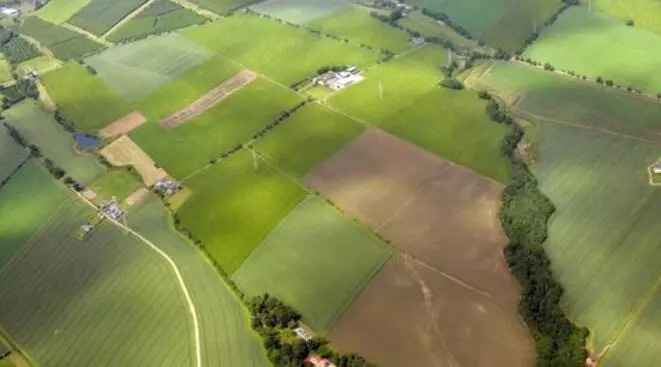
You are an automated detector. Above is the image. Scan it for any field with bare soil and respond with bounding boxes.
[100,111,147,138]
[100,135,167,186]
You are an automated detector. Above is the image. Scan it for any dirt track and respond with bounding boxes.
[100,112,147,138]
[160,70,257,129]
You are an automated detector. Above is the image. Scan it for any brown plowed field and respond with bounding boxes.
[307,128,534,366]
[100,135,168,186]
[100,111,147,138]
[160,70,257,129]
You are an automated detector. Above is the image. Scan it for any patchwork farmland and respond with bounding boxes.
[2,1,659,366]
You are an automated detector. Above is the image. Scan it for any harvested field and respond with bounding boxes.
[330,254,534,367]
[100,111,147,138]
[125,187,150,206]
[100,135,167,186]
[160,70,257,128]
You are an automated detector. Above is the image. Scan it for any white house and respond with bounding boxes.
[0,7,20,17]
[652,163,661,174]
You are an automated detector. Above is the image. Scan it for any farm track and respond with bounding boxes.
[61,22,113,47]
[19,35,59,62]
[171,0,219,19]
[102,0,159,39]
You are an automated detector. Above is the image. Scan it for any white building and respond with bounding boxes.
[0,7,20,17]
[293,327,313,341]
[652,163,661,174]
[306,355,336,367]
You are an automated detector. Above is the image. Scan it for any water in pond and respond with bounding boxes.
[74,133,101,150]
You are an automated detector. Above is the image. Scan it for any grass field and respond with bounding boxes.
[128,195,269,366]
[19,16,105,60]
[182,13,380,85]
[0,58,11,84]
[3,100,104,184]
[131,77,302,178]
[537,122,661,363]
[189,0,256,14]
[594,0,661,37]
[87,33,212,100]
[0,161,69,270]
[69,0,150,35]
[177,149,306,275]
[36,0,92,24]
[88,169,142,203]
[233,196,392,333]
[523,6,661,94]
[42,63,132,131]
[250,0,350,24]
[398,10,480,50]
[306,5,413,53]
[17,55,60,75]
[1,36,41,65]
[411,0,562,51]
[473,61,661,140]
[107,0,207,43]
[0,129,27,183]
[254,103,364,179]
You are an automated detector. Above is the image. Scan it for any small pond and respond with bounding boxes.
[74,133,101,150]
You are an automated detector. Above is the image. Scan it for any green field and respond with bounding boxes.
[19,16,105,61]
[398,10,480,50]
[0,161,69,270]
[0,129,27,183]
[329,45,509,181]
[307,5,413,53]
[69,0,150,35]
[177,149,306,275]
[42,63,132,131]
[254,103,364,179]
[1,36,42,64]
[189,0,256,14]
[538,122,661,364]
[107,0,207,43]
[250,0,349,24]
[594,0,661,36]
[88,169,141,203]
[474,61,661,140]
[17,55,60,75]
[412,0,562,51]
[128,195,269,366]
[182,13,380,84]
[87,33,212,100]
[3,100,104,184]
[0,58,11,84]
[523,6,661,94]
[132,77,302,178]
[36,0,93,24]
[233,196,392,333]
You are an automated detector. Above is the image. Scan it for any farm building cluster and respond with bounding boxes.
[315,66,363,91]
[154,178,182,197]
[372,0,412,14]
[652,163,661,174]
[101,198,125,220]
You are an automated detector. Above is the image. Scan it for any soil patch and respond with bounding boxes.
[100,135,168,186]
[100,111,148,138]
[160,70,257,129]
[125,187,150,206]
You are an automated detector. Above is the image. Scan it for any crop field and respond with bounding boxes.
[306,5,413,53]
[0,129,28,183]
[3,100,104,184]
[473,61,661,140]
[100,136,168,186]
[594,0,661,36]
[0,58,10,84]
[254,103,364,179]
[87,34,213,100]
[0,161,69,270]
[42,63,132,131]
[329,255,534,367]
[100,111,147,138]
[177,149,306,275]
[19,17,105,60]
[411,0,562,52]
[107,0,207,43]
[36,0,93,24]
[250,0,350,24]
[17,56,60,75]
[233,196,392,333]
[131,77,302,178]
[0,197,197,366]
[537,122,661,363]
[69,0,150,35]
[398,10,479,50]
[88,169,142,203]
[1,36,41,64]
[189,0,256,15]
[128,195,269,366]
[182,13,380,85]
[523,6,661,94]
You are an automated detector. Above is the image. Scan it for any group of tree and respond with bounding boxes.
[421,8,475,42]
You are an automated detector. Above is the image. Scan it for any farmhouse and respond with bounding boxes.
[305,355,336,367]
[154,178,181,197]
[293,327,313,341]
[652,163,661,174]
[101,198,124,220]
[316,67,364,91]
[411,36,425,46]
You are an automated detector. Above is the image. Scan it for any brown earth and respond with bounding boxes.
[125,187,150,207]
[307,128,534,366]
[100,136,168,186]
[160,70,257,129]
[99,112,147,138]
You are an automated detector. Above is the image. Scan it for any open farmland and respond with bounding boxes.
[107,0,207,43]
[88,169,142,203]
[593,0,661,36]
[3,100,104,184]
[182,13,380,85]
[1,36,41,64]
[87,34,213,100]
[128,195,269,367]
[250,0,350,24]
[233,196,392,333]
[177,149,306,275]
[0,127,28,183]
[131,77,301,178]
[0,58,11,84]
[19,17,105,60]
[100,135,168,186]
[306,5,413,53]
[537,122,661,364]
[398,10,480,50]
[189,0,257,15]
[17,55,60,75]
[411,0,563,52]
[523,6,661,94]
[36,0,93,24]
[69,0,150,35]
[254,103,364,179]
[0,161,69,270]
[473,61,661,140]
[42,63,131,130]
